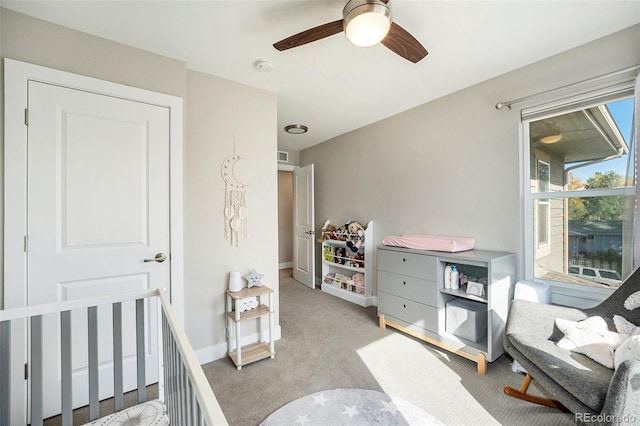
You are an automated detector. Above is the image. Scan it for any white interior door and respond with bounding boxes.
[27,80,170,418]
[293,164,315,288]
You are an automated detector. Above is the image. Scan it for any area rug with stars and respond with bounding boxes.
[260,388,443,425]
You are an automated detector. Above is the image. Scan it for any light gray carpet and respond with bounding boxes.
[260,388,443,425]
[202,270,576,426]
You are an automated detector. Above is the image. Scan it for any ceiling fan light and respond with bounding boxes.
[343,0,392,47]
[540,134,563,144]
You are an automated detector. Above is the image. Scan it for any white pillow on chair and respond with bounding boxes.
[555,316,628,369]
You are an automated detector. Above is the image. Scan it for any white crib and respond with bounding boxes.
[0,289,228,425]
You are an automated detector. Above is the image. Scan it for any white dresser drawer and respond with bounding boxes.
[377,249,437,279]
[378,292,438,333]
[377,270,438,307]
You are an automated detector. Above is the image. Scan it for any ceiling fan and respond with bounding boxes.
[273,0,428,64]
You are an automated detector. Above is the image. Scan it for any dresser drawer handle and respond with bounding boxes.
[403,304,406,308]
[402,258,406,262]
[403,281,406,285]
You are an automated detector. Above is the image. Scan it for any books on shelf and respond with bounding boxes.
[321,272,364,294]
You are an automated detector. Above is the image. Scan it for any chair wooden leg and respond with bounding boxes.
[504,373,568,411]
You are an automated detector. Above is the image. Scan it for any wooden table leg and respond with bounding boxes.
[477,352,487,375]
[378,314,386,330]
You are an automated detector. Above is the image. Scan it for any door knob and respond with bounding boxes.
[144,253,167,263]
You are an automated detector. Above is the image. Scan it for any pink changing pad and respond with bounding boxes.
[382,234,475,253]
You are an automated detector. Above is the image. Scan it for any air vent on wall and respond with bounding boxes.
[277,151,289,163]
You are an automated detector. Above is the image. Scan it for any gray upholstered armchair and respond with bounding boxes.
[503,268,640,424]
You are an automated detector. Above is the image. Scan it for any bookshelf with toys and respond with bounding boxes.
[318,220,373,307]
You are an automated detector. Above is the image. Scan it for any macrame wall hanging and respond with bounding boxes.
[222,139,248,247]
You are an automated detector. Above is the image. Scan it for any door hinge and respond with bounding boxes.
[24,363,29,380]
[24,108,28,126]
[24,235,28,253]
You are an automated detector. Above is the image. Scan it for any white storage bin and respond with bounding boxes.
[446,298,487,343]
[514,279,551,304]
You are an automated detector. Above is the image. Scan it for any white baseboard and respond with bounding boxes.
[279,262,293,269]
[195,325,282,365]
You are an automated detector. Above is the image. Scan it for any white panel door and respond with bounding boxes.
[27,81,170,418]
[293,164,315,288]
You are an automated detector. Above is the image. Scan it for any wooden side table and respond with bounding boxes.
[225,285,275,370]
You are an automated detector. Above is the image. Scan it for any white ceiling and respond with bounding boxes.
[2,1,639,151]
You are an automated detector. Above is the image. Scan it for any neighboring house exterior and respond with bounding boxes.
[568,219,622,269]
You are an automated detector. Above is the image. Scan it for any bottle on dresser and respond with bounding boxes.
[444,264,452,289]
[450,265,459,290]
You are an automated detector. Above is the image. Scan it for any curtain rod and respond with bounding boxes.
[494,64,640,110]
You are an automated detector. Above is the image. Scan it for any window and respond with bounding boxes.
[523,81,637,292]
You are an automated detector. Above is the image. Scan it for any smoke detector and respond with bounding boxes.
[254,59,273,72]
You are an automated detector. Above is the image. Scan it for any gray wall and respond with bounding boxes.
[301,24,640,292]
[184,69,278,355]
[0,8,279,362]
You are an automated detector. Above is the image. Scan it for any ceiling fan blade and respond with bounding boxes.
[273,19,344,51]
[381,22,428,63]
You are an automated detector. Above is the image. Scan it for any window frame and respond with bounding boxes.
[521,82,636,307]
[536,158,551,249]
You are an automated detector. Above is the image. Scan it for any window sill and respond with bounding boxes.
[544,279,615,308]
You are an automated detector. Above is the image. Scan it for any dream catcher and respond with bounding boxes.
[222,146,248,247]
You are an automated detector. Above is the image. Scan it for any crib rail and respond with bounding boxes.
[157,290,227,425]
[0,289,227,425]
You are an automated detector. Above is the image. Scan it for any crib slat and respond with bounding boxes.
[88,306,99,420]
[168,330,175,424]
[31,315,44,426]
[163,313,177,425]
[183,358,189,424]
[179,344,186,425]
[61,310,73,426]
[135,298,146,403]
[185,373,191,425]
[113,302,124,412]
[0,320,11,426]
[172,332,180,425]
[189,379,196,425]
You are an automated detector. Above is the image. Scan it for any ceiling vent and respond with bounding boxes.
[277,151,289,163]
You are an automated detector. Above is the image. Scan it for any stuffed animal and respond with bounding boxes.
[243,269,264,288]
[334,247,346,264]
[347,252,364,268]
[317,223,337,243]
[346,221,365,253]
[352,273,365,294]
[335,224,348,241]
